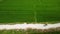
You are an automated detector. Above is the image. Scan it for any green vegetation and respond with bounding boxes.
[0,29,60,34]
[0,0,60,23]
[0,0,60,34]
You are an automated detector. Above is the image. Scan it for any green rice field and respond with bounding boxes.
[0,0,60,34]
[0,0,60,23]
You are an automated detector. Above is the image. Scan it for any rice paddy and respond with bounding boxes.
[0,0,60,34]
